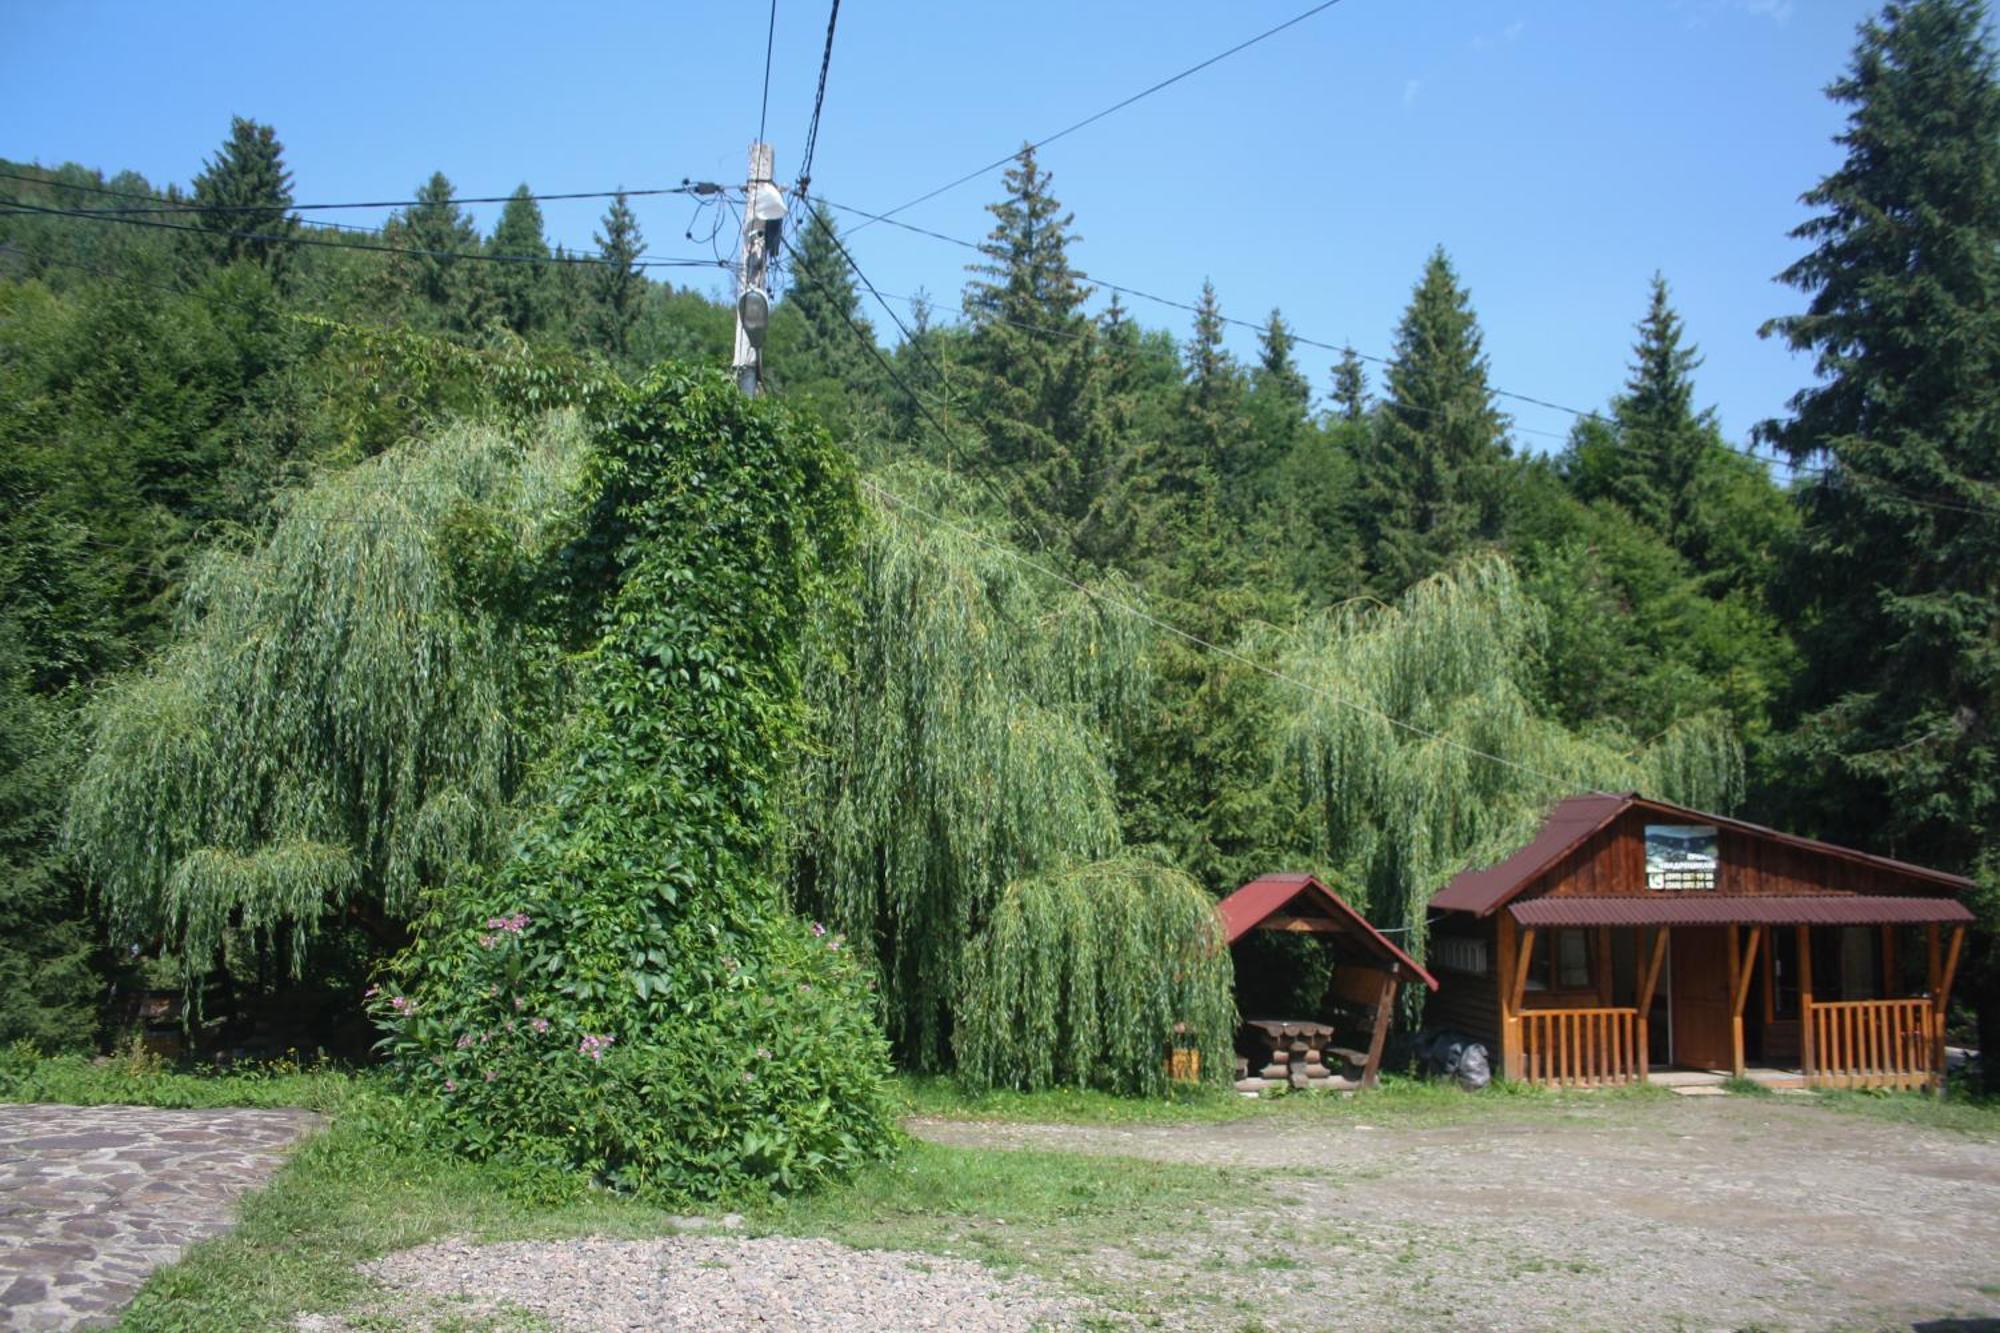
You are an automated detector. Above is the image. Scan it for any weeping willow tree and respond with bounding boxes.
[67,416,588,981]
[956,857,1235,1095]
[789,464,1153,1069]
[1272,556,1743,980]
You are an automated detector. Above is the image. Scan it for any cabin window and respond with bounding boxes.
[1526,929,1594,993]
[1432,936,1488,976]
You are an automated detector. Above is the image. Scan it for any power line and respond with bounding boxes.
[794,0,843,203]
[0,199,732,272]
[0,168,725,214]
[758,0,781,146]
[850,0,1349,234]
[856,474,1599,797]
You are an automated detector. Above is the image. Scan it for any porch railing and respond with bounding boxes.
[1521,1007,1642,1087]
[1806,998,1936,1090]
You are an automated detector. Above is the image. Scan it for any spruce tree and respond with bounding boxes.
[1331,345,1369,423]
[1352,247,1509,592]
[488,184,551,339]
[961,146,1106,545]
[189,117,296,274]
[593,191,646,358]
[1253,309,1311,419]
[771,204,877,396]
[385,172,481,325]
[1758,0,2000,1077]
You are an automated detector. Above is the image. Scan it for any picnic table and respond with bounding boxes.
[1234,1017,1364,1093]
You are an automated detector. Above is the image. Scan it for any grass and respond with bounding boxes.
[0,1040,357,1115]
[1814,1086,2000,1137]
[894,1069,1676,1128]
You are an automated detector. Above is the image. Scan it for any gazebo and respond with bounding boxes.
[1218,873,1438,1091]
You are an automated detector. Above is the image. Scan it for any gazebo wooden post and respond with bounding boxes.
[1798,925,1815,1082]
[1360,968,1400,1089]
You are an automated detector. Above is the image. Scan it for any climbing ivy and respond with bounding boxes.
[381,368,896,1201]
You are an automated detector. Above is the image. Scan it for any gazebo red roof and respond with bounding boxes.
[1218,873,1438,990]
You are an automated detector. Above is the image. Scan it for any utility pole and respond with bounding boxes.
[732,141,785,396]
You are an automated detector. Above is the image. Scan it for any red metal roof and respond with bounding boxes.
[1429,792,1975,918]
[1509,895,1975,928]
[1218,873,1439,990]
[1428,794,1630,915]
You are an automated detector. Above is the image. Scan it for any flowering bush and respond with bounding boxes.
[382,370,895,1202]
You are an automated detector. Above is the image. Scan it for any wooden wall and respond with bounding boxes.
[1424,916,1501,1049]
[1536,808,1950,901]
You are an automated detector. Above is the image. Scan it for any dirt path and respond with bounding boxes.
[911,1099,2000,1331]
[0,1103,323,1329]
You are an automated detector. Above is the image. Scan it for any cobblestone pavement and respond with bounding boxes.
[0,1102,323,1329]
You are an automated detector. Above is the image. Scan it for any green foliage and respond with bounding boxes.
[0,1040,355,1113]
[1353,248,1510,593]
[1271,557,1744,970]
[790,471,1146,1067]
[387,369,896,1201]
[488,184,553,339]
[592,191,646,359]
[955,857,1235,1096]
[189,117,296,274]
[960,147,1112,549]
[67,417,590,983]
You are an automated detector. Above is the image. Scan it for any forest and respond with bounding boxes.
[2,0,1998,1193]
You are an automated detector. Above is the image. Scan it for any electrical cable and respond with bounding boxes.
[0,168,724,214]
[849,0,1349,234]
[794,0,843,204]
[758,0,780,146]
[0,199,731,271]
[809,197,2000,512]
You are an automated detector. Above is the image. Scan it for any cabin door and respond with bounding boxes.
[1670,927,1734,1071]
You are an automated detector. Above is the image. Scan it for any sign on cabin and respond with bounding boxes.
[1645,824,1718,891]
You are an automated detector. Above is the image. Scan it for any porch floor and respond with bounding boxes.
[1648,1066,1808,1091]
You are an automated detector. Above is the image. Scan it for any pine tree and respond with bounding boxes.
[1757,0,2000,1078]
[1331,346,1369,423]
[488,184,551,339]
[961,146,1106,544]
[593,191,646,358]
[1253,309,1311,419]
[189,117,295,274]
[1352,247,1510,592]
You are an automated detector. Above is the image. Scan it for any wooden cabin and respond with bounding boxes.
[1427,793,1973,1089]
[1218,873,1438,1090]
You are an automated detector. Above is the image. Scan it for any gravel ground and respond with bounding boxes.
[304,1234,1086,1332]
[913,1097,2000,1331]
[305,1097,2000,1331]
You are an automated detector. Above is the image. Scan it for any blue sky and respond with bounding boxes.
[3,0,1880,453]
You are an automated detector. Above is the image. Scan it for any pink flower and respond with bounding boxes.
[389,996,411,1013]
[364,985,380,998]
[456,1033,475,1050]
[513,995,526,1010]
[742,1071,755,1084]
[484,1070,497,1083]
[485,913,530,933]
[578,1033,615,1061]
[444,1079,458,1092]
[478,934,499,950]
[810,922,827,938]
[531,1017,550,1034]
[755,1046,771,1060]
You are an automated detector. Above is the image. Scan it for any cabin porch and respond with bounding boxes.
[1493,917,1965,1092]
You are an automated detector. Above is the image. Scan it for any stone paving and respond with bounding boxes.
[0,1103,323,1329]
